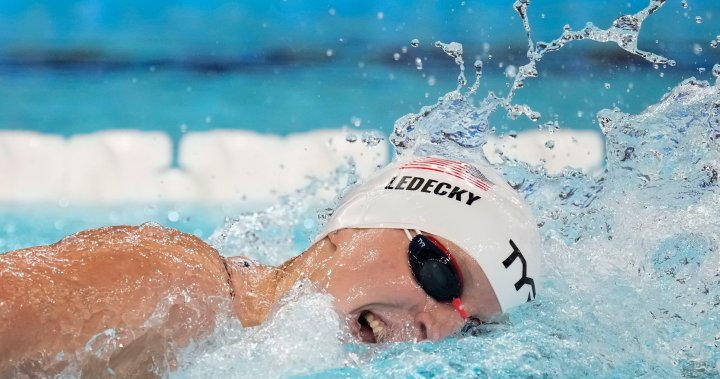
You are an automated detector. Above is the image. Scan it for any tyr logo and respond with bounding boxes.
[502,240,536,302]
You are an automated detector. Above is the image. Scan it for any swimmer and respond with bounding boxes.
[0,156,540,377]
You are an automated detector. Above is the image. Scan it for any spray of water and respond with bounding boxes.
[175,0,720,377]
[392,0,675,160]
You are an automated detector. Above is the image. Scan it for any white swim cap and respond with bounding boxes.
[320,156,540,312]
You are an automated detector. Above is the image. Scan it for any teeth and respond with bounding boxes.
[363,312,386,342]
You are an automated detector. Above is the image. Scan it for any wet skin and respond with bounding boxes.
[0,224,501,376]
[0,224,279,377]
[303,228,502,342]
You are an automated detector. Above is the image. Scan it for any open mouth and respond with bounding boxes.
[357,311,387,343]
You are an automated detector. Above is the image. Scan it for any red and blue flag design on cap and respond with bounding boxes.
[400,157,494,191]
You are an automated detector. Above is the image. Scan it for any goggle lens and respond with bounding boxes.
[407,231,467,318]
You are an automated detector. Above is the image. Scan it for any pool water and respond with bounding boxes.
[175,74,720,378]
[188,1,719,376]
[2,0,720,377]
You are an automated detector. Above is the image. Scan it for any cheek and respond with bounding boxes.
[326,241,426,312]
[330,268,425,313]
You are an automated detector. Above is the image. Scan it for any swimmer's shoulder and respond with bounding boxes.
[60,223,221,261]
[65,223,227,275]
[0,224,231,374]
[3,223,231,294]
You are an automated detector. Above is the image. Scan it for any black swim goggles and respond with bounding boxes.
[405,229,470,320]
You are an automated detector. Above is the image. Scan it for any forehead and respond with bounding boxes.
[428,233,502,320]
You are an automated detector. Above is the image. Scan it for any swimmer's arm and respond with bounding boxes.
[0,225,232,377]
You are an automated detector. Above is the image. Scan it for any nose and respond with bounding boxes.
[413,301,465,341]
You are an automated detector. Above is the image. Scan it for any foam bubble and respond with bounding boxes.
[175,281,349,378]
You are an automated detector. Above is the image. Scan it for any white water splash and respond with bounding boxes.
[391,0,676,160]
[175,281,351,378]
[111,0,720,377]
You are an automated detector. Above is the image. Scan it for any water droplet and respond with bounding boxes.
[693,43,703,55]
[711,36,720,48]
[362,132,384,147]
[545,139,556,149]
[345,133,357,143]
[659,72,665,77]
[149,65,156,72]
[543,121,560,132]
[604,83,611,89]
[438,41,463,57]
[695,16,702,24]
[505,65,518,78]
[427,75,436,86]
[410,39,420,47]
[328,8,336,16]
[351,117,362,127]
[180,123,188,133]
[326,49,334,57]
[415,57,423,70]
[698,67,706,74]
[577,110,584,118]
[541,13,546,19]
[205,116,212,124]
[681,0,688,9]
[712,64,720,78]
[401,46,408,53]
[376,11,384,20]
[393,52,401,61]
[167,211,180,222]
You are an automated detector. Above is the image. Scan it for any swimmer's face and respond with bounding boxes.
[316,228,501,343]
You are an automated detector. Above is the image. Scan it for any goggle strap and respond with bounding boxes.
[403,229,423,241]
[452,298,469,320]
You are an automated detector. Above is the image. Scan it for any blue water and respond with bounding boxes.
[182,68,720,379]
[2,0,720,377]
[1,0,717,55]
[1,0,718,140]
[188,0,719,375]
